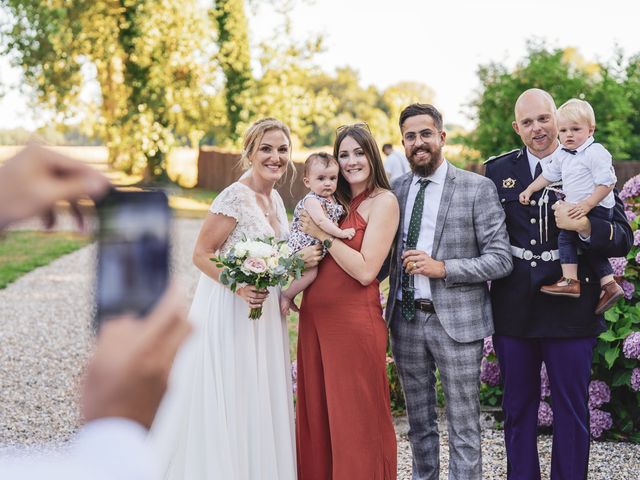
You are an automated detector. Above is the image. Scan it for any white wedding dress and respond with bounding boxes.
[149,182,296,479]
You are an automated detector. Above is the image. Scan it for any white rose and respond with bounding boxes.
[267,256,279,269]
[234,241,248,257]
[278,243,292,257]
[246,241,276,259]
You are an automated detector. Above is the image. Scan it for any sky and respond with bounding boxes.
[1,0,639,131]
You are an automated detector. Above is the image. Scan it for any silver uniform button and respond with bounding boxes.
[530,239,537,246]
[530,199,537,206]
[530,218,537,224]
[531,261,537,267]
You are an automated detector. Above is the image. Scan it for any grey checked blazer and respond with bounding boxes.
[384,163,513,343]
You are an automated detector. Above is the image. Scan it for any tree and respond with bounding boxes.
[624,54,640,159]
[212,0,253,143]
[0,0,215,179]
[467,41,640,162]
[467,41,591,160]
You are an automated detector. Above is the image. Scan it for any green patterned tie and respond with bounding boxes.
[402,178,430,320]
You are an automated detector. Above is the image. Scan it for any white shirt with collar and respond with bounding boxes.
[541,136,616,208]
[527,143,593,242]
[526,143,562,179]
[384,150,411,183]
[397,159,448,301]
[0,418,158,480]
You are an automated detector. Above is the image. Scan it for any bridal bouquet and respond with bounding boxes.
[212,236,305,319]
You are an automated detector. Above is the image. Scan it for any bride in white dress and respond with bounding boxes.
[150,118,319,479]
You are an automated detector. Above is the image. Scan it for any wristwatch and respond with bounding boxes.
[322,236,334,249]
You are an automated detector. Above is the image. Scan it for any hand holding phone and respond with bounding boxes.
[95,189,171,329]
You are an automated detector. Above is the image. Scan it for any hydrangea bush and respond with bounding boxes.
[479,174,640,441]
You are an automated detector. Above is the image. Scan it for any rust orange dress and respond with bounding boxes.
[296,191,397,480]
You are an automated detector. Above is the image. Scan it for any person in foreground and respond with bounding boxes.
[484,88,633,480]
[0,145,191,480]
[383,103,513,480]
[296,123,399,479]
[149,118,321,479]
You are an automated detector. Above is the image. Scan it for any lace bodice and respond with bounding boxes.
[209,182,289,256]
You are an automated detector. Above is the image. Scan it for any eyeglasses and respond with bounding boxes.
[403,129,440,145]
[336,121,371,135]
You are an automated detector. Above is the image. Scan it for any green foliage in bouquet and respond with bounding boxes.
[212,236,305,319]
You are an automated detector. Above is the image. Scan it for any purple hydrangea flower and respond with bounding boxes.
[636,251,640,264]
[483,337,494,357]
[634,230,640,247]
[622,332,640,360]
[621,280,636,300]
[621,174,640,201]
[588,380,611,409]
[609,257,628,277]
[589,408,613,439]
[291,360,298,395]
[540,363,550,399]
[537,400,553,427]
[480,358,500,386]
[631,368,640,392]
[626,209,637,222]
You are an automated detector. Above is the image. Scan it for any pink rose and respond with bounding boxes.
[243,257,267,274]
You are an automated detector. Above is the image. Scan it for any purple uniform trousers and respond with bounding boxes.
[493,335,596,480]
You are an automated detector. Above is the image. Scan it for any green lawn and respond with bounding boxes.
[0,231,90,289]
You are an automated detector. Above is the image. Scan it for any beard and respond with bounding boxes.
[408,144,442,177]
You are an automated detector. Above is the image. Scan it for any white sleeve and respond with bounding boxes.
[588,143,617,186]
[0,419,158,480]
[541,153,562,182]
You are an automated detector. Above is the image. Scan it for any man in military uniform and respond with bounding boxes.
[484,88,633,480]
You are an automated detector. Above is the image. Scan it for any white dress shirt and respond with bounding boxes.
[0,418,157,480]
[384,150,411,183]
[526,144,562,179]
[541,136,616,208]
[527,144,592,242]
[397,159,448,301]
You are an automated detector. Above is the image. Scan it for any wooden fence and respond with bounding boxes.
[197,147,640,211]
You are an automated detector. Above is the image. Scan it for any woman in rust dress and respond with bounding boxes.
[296,124,399,479]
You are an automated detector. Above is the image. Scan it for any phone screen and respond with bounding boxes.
[95,189,171,327]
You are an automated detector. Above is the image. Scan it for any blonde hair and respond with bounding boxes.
[239,118,292,169]
[557,98,596,128]
[237,117,296,185]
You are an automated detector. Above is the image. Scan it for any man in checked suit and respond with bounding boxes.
[383,103,513,479]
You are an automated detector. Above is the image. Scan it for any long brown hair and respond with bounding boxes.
[333,125,390,214]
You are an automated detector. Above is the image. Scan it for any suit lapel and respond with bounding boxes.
[396,173,413,249]
[511,147,532,190]
[432,163,456,255]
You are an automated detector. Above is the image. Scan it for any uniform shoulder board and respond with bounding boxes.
[483,148,519,165]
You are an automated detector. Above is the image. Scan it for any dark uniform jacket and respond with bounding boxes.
[484,147,633,338]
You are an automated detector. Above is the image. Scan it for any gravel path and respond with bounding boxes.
[1,217,639,479]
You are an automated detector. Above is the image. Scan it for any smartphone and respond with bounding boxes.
[94,189,171,328]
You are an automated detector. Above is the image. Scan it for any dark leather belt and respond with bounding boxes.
[414,299,435,313]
